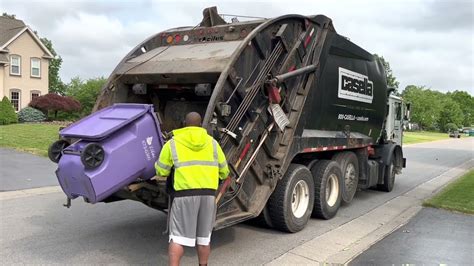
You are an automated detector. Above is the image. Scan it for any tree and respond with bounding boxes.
[438,97,463,132]
[444,123,458,133]
[402,85,444,130]
[0,96,18,125]
[447,90,474,127]
[402,85,471,131]
[40,38,66,95]
[29,93,81,119]
[1,13,16,19]
[66,77,107,117]
[374,54,400,91]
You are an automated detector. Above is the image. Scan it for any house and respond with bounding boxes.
[0,16,53,111]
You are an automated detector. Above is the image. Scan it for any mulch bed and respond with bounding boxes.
[24,121,74,126]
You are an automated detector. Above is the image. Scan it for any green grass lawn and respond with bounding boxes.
[403,131,450,145]
[424,170,474,214]
[0,123,62,157]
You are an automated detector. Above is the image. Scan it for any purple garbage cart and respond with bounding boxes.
[52,104,164,203]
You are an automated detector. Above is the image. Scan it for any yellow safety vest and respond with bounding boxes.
[155,127,229,195]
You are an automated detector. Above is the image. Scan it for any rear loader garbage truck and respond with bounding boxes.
[49,7,407,232]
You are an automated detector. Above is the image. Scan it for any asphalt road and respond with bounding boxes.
[1,138,473,265]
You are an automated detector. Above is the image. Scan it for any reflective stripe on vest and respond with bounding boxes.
[156,161,172,171]
[169,139,219,168]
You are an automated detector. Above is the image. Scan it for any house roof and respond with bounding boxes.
[0,16,54,58]
[0,16,26,47]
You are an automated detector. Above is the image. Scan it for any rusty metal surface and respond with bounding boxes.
[116,41,242,75]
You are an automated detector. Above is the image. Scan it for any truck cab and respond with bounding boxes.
[385,94,405,146]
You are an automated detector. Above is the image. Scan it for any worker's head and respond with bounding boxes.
[184,112,202,127]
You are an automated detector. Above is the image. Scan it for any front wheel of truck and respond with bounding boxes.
[267,164,315,233]
[377,156,396,192]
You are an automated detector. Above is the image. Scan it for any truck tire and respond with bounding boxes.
[267,164,315,233]
[378,156,396,192]
[311,160,342,219]
[248,206,273,229]
[332,152,359,204]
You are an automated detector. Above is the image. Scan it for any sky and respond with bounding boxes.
[1,0,472,93]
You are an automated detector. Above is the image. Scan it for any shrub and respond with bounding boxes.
[29,93,81,119]
[50,111,80,121]
[0,96,18,125]
[445,123,458,133]
[18,107,47,123]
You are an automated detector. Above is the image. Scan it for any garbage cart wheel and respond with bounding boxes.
[267,164,314,233]
[332,152,359,204]
[311,160,342,219]
[48,139,70,163]
[81,143,105,169]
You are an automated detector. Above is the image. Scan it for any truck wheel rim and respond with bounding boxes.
[345,163,356,193]
[389,163,395,186]
[326,174,339,207]
[292,180,310,218]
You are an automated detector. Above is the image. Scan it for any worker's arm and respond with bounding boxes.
[155,142,173,177]
[216,143,230,180]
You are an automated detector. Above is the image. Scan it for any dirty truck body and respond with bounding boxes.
[59,9,406,232]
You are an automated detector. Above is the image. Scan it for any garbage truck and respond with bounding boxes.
[49,7,407,232]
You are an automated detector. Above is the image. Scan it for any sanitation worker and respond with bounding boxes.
[155,112,229,266]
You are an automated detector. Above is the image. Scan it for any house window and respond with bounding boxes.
[31,58,41,77]
[31,90,41,101]
[10,90,21,111]
[10,55,21,75]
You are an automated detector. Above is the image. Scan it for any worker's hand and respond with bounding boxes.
[152,175,168,182]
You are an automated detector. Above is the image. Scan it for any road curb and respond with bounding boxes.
[0,186,62,200]
[266,159,473,265]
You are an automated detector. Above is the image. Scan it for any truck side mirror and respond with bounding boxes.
[387,87,396,96]
[404,103,411,121]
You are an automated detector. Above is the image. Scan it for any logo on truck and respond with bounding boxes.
[338,67,373,104]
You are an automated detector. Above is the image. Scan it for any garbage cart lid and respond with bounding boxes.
[60,104,153,140]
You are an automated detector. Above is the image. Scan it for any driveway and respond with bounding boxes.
[0,148,58,191]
